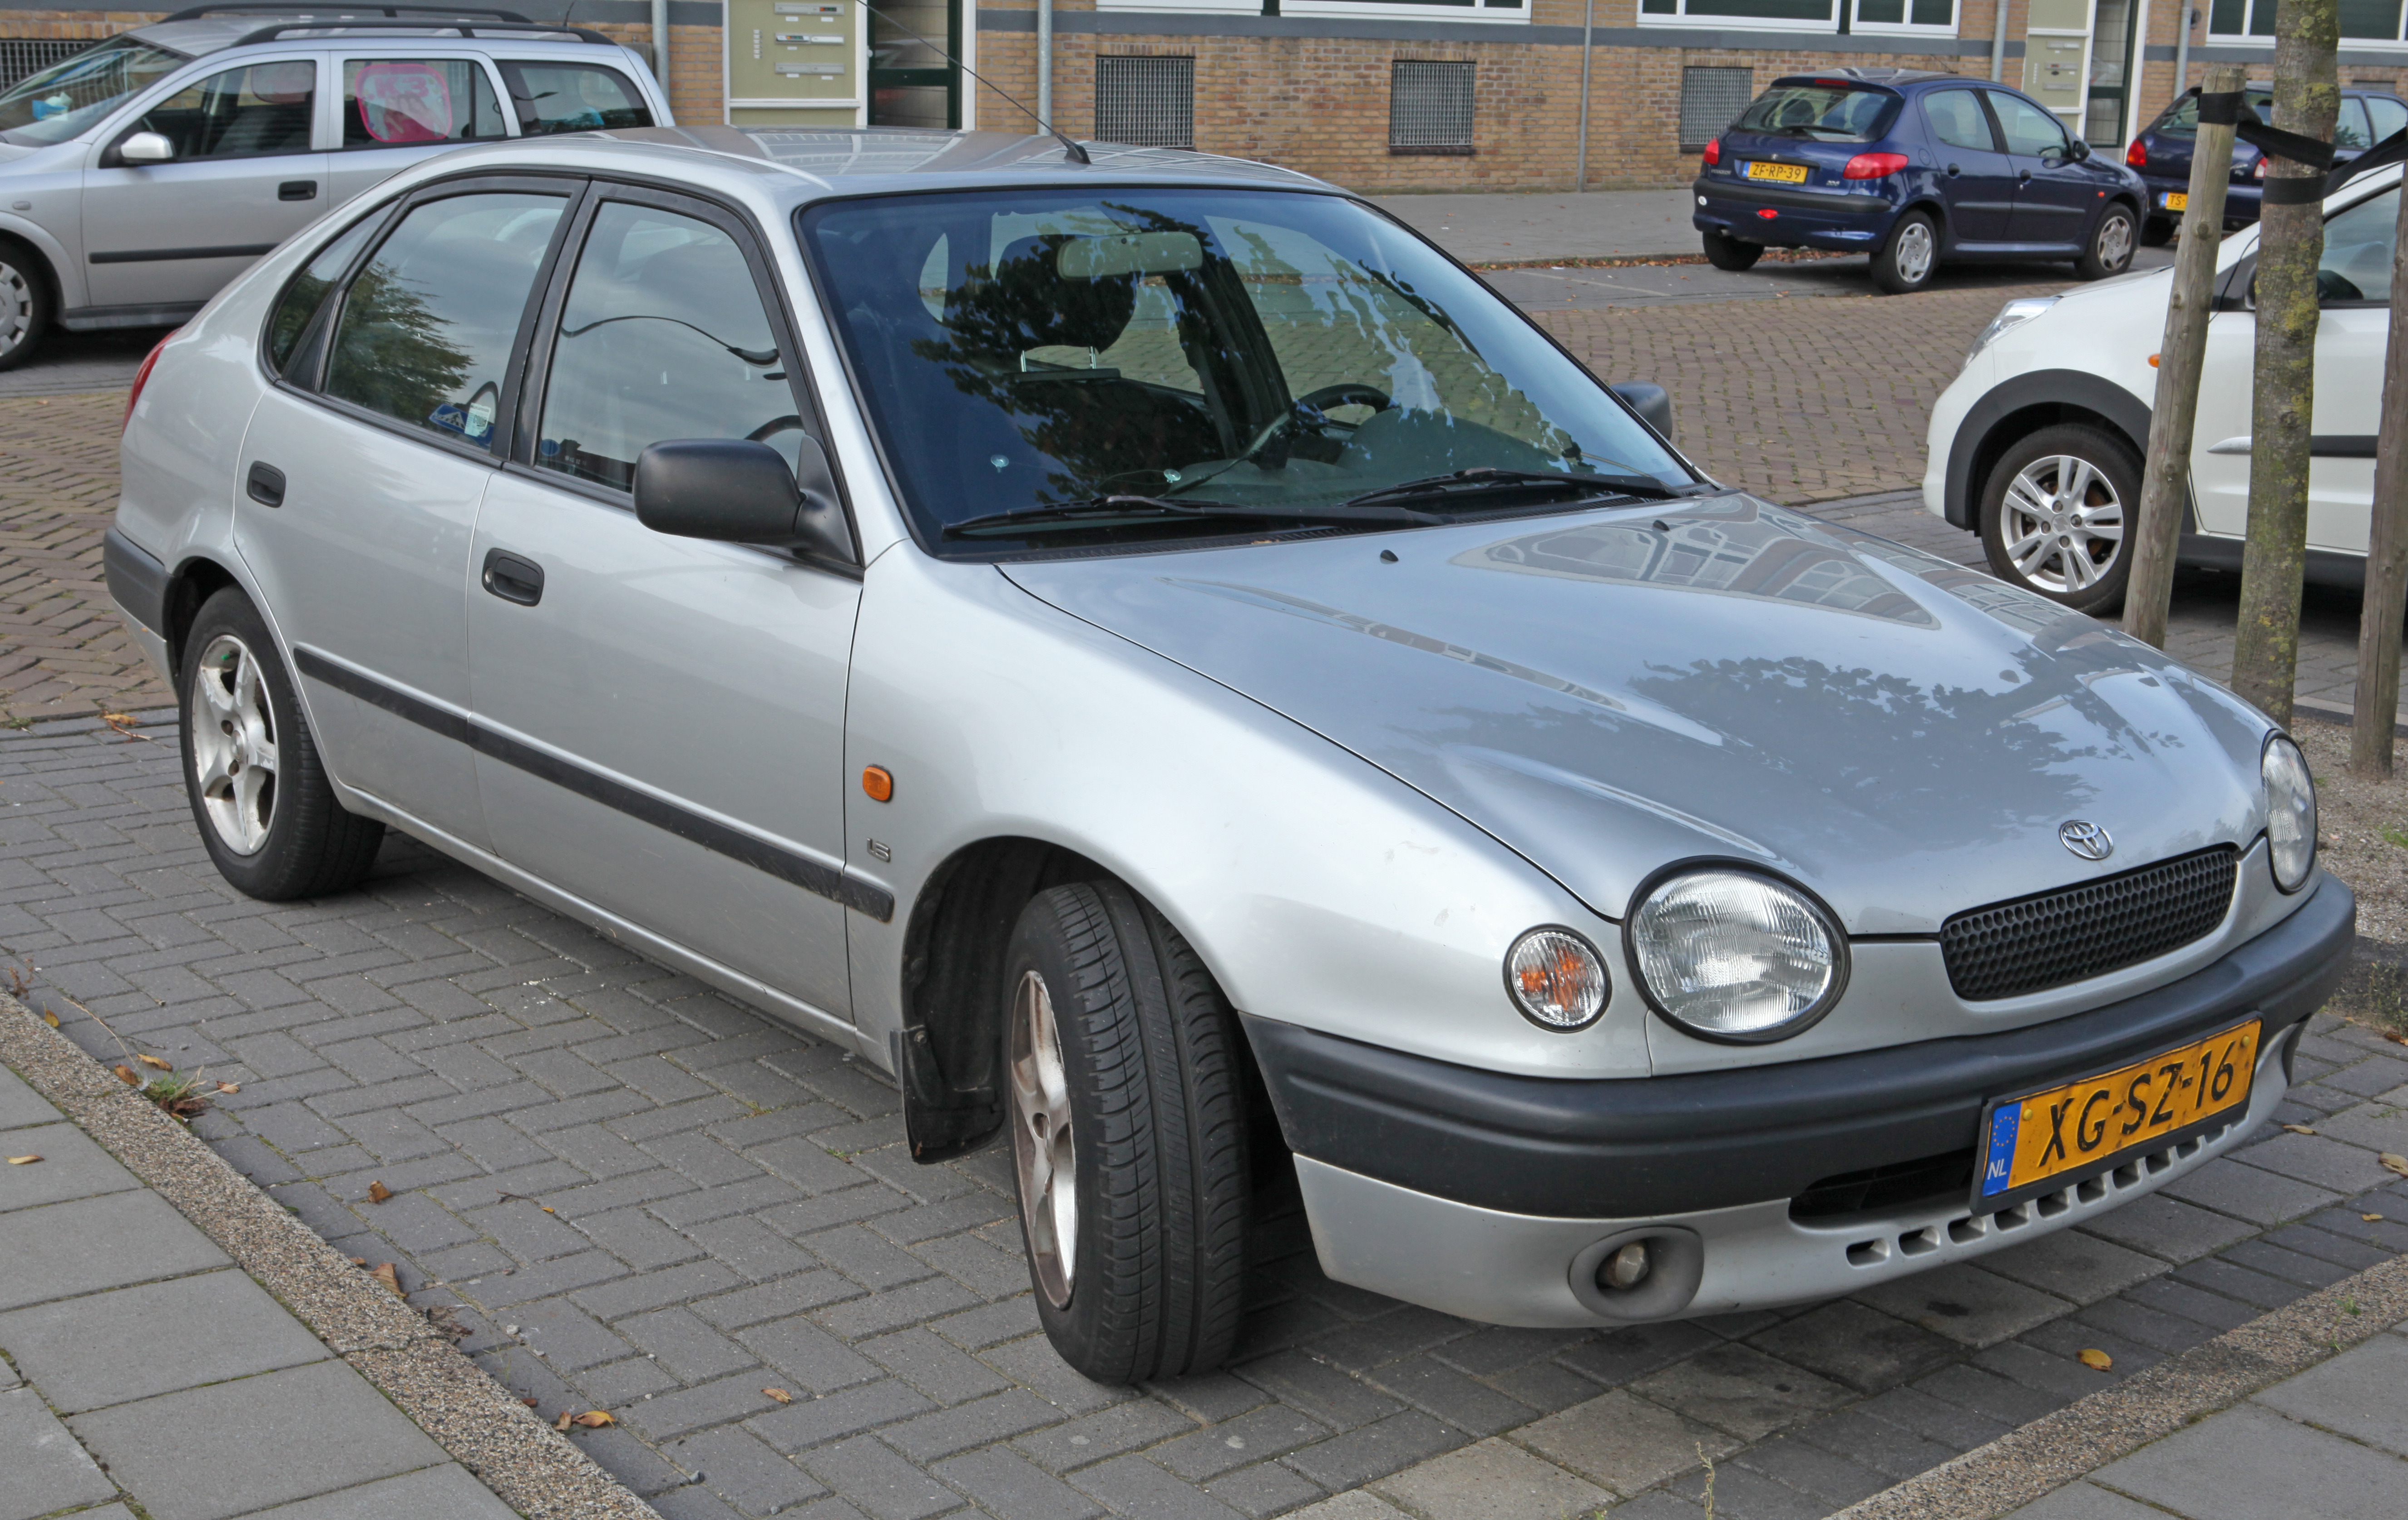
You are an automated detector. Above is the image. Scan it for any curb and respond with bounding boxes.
[1466,249,1859,272]
[1830,1247,2408,1520]
[0,992,664,1520]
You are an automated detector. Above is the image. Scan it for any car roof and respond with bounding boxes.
[1767,68,1959,91]
[558,125,1336,202]
[123,12,611,57]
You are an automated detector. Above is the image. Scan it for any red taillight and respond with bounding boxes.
[1757,208,1779,219]
[122,331,175,434]
[2125,138,2147,168]
[1702,138,1721,167]
[1841,152,1910,180]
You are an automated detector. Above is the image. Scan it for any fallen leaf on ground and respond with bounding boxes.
[2077,1348,2113,1371]
[2365,1213,2386,1222]
[763,1388,794,1404]
[350,1256,366,1266]
[521,1397,540,1407]
[40,1010,58,1027]
[137,1054,172,1070]
[216,1082,239,1094]
[367,1180,392,1204]
[6,1155,39,1165]
[2388,1032,2408,1046]
[112,1065,139,1085]
[571,1411,614,1428]
[540,1205,556,1214]
[554,1411,572,1431]
[370,1263,403,1297]
[2282,1123,2317,1135]
[2381,1153,2408,1179]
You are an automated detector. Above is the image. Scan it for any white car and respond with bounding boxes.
[1926,161,2399,612]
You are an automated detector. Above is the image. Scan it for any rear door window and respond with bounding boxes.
[341,58,509,147]
[1732,84,1898,142]
[498,61,652,135]
[2318,187,2396,306]
[321,191,567,448]
[2154,89,2275,137]
[2369,96,2407,140]
[1925,89,1999,153]
[128,59,317,159]
[2333,96,2373,151]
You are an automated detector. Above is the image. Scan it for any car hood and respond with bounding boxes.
[1003,494,2273,933]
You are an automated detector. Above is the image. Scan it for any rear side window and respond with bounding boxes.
[1733,84,1898,142]
[1924,89,1997,153]
[266,212,382,374]
[129,59,316,159]
[2154,89,2274,137]
[322,191,567,448]
[2318,187,2396,306]
[342,58,508,147]
[2370,96,2408,140]
[2333,96,2373,151]
[498,61,652,135]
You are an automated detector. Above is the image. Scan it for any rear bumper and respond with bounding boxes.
[1691,173,1896,250]
[2139,174,2262,225]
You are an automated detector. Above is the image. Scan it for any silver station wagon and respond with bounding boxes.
[106,127,2354,1384]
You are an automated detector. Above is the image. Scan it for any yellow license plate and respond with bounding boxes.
[2162,192,2188,212]
[1746,162,1810,184]
[1976,1018,2259,1208]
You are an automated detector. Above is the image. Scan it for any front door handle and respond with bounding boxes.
[2018,169,2034,183]
[278,179,317,201]
[481,548,544,607]
[246,461,285,507]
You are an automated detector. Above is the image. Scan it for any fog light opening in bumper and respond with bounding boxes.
[1568,1226,1704,1321]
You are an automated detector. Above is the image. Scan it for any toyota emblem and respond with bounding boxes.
[2059,820,2114,861]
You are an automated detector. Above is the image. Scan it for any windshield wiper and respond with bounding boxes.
[1340,467,1686,511]
[943,494,1441,538]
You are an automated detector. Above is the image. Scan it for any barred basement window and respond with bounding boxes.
[1,38,89,89]
[1390,60,1474,155]
[1095,55,1194,149]
[1678,66,1754,151]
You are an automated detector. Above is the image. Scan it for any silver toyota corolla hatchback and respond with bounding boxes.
[107,126,2353,1384]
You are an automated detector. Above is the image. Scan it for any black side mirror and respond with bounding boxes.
[633,436,853,563]
[1609,381,1675,441]
[2067,138,2092,161]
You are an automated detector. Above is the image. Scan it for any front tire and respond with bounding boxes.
[1871,211,1939,295]
[0,240,53,373]
[1701,230,1764,271]
[1005,881,1249,1384]
[2077,204,2138,280]
[1979,423,2140,614]
[179,587,385,899]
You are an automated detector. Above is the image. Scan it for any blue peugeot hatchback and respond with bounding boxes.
[1693,69,2148,295]
[2125,84,2407,245]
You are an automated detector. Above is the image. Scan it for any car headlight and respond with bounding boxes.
[1505,927,1610,1031]
[2263,734,2316,892]
[1964,296,2059,371]
[1628,869,1846,1042]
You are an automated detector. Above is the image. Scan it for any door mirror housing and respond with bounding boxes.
[117,131,176,164]
[633,436,853,563]
[1609,381,1675,441]
[2066,138,2092,162]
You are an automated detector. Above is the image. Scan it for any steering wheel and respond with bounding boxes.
[1293,383,1392,421]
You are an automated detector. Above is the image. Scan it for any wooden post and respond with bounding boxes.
[2347,173,2408,778]
[2230,0,2339,729]
[2125,62,2248,650]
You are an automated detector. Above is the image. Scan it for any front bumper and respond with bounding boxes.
[1252,874,2354,1324]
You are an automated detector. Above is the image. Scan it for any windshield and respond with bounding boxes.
[2154,90,2275,138]
[0,37,188,147]
[1732,84,1899,142]
[802,188,1689,554]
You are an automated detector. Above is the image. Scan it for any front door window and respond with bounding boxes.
[129,59,316,159]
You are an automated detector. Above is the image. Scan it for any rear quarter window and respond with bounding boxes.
[1733,84,1900,142]
[498,60,652,134]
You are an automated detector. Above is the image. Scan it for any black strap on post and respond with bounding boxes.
[2196,87,2241,125]
[2232,101,2336,171]
[2261,173,2334,205]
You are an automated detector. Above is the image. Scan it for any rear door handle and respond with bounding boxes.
[246,461,285,507]
[481,548,544,607]
[277,179,317,201]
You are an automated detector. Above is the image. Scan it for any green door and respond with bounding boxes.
[866,0,957,128]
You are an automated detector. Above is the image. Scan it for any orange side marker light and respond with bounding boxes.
[862,765,894,803]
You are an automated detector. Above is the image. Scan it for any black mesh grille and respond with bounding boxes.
[1942,846,2238,1001]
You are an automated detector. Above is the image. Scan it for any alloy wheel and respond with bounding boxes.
[0,261,30,359]
[1894,221,1935,284]
[2002,454,2125,594]
[1009,968,1079,1308]
[188,633,281,855]
[2097,212,2134,270]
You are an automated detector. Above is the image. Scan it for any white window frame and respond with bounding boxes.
[1096,0,1530,20]
[2206,0,2408,47]
[1634,0,1840,32]
[1850,0,1962,35]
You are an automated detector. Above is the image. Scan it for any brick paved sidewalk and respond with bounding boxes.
[5,709,2408,1520]
[0,1057,522,1520]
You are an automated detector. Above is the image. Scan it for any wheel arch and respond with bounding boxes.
[1944,368,2152,529]
[163,554,243,681]
[0,225,64,312]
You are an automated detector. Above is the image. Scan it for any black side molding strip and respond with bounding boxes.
[90,244,278,265]
[292,647,892,920]
[101,528,168,636]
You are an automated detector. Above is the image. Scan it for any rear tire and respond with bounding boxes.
[1701,230,1764,271]
[2076,204,2138,280]
[179,587,385,899]
[2140,214,2175,247]
[1871,211,1939,295]
[1979,423,2140,615]
[1004,881,1249,1384]
[0,240,53,373]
